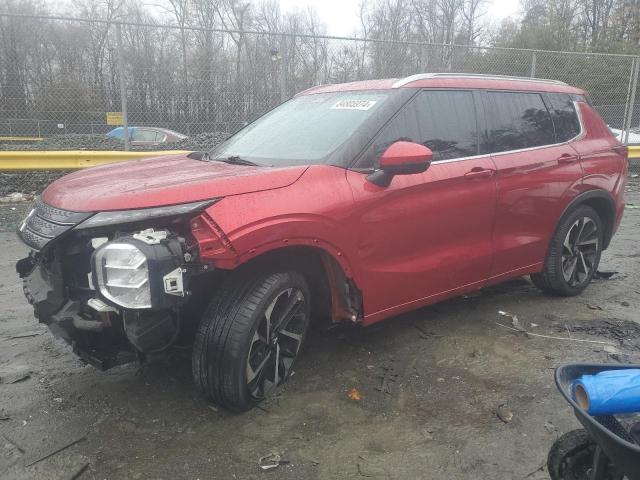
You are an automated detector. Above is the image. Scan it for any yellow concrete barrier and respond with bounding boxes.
[0,136,44,142]
[627,145,640,159]
[0,150,192,171]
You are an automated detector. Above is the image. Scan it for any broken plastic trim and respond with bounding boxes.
[74,200,219,230]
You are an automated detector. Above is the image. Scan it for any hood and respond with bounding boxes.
[41,154,308,212]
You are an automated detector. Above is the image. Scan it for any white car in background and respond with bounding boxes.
[609,127,640,144]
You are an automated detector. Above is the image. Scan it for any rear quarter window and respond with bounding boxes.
[487,91,555,153]
[546,93,581,142]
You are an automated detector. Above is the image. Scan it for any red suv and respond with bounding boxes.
[16,74,627,411]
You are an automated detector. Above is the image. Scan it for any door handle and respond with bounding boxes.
[464,168,495,179]
[557,153,580,164]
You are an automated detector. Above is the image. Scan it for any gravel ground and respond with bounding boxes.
[0,182,639,480]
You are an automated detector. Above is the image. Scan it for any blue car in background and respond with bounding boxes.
[106,126,187,146]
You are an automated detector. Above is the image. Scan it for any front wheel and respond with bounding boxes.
[192,270,311,411]
[531,205,603,296]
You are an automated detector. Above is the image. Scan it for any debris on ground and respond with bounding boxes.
[587,304,603,310]
[258,452,289,471]
[8,329,45,339]
[0,409,10,421]
[24,432,87,467]
[593,270,618,279]
[495,322,617,346]
[496,404,514,423]
[563,319,640,348]
[603,344,620,354]
[70,462,90,480]
[0,365,31,384]
[357,461,385,477]
[348,388,362,401]
[375,365,398,395]
[498,311,527,336]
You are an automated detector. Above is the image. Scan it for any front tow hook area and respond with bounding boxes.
[73,344,136,371]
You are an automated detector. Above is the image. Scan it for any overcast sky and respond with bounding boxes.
[278,0,521,37]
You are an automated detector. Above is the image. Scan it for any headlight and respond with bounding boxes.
[91,230,187,310]
[94,243,151,309]
[75,200,217,230]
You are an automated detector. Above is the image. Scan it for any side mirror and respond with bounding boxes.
[367,141,432,187]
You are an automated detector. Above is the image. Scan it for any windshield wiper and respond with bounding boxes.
[217,155,259,166]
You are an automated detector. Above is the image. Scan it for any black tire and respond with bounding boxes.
[531,205,603,297]
[192,270,311,411]
[547,429,596,480]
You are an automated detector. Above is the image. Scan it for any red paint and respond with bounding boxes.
[379,141,433,167]
[41,76,626,327]
[42,155,307,211]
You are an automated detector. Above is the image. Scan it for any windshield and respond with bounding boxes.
[210,91,391,166]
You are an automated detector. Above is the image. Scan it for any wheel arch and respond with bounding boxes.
[559,189,616,249]
[228,245,363,323]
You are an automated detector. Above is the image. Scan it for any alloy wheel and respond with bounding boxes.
[246,287,308,399]
[561,217,599,287]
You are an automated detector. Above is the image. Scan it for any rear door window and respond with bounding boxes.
[487,92,555,153]
[356,89,479,167]
[546,93,581,142]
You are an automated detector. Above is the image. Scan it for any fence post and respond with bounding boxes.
[530,52,536,78]
[115,22,130,151]
[622,58,639,144]
[279,35,287,103]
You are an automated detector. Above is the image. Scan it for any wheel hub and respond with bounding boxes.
[561,216,599,287]
[245,287,308,400]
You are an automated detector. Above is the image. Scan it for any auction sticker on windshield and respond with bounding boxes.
[331,99,377,110]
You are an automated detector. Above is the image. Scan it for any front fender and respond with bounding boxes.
[228,214,352,272]
[196,165,358,276]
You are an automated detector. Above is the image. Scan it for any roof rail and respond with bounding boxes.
[392,73,568,88]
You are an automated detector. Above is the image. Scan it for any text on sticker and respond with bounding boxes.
[331,100,377,111]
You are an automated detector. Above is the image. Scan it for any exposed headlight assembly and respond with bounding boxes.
[92,230,186,310]
[76,200,217,230]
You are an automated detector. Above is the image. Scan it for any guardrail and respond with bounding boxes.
[0,136,43,142]
[0,150,192,171]
[627,146,640,158]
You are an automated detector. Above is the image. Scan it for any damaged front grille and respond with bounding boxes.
[17,198,92,251]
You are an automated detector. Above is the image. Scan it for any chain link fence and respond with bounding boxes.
[1,12,639,228]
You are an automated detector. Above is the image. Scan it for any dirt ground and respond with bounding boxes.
[1,182,639,480]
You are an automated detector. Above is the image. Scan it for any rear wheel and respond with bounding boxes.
[192,270,311,411]
[531,205,603,296]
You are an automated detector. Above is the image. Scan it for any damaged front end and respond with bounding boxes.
[16,199,216,370]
